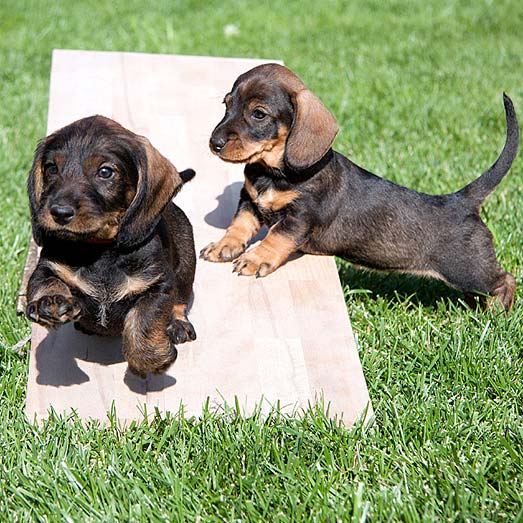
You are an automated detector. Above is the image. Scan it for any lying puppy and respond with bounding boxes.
[202,63,519,311]
[26,116,196,377]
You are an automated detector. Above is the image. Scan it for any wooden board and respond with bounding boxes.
[25,50,372,426]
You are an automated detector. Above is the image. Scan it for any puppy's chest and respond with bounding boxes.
[47,259,163,327]
[244,175,299,220]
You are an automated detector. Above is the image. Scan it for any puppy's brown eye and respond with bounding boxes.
[251,108,267,120]
[44,163,58,176]
[97,166,115,179]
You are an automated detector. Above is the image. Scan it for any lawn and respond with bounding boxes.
[1,0,522,521]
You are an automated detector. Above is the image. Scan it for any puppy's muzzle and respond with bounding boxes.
[50,203,76,225]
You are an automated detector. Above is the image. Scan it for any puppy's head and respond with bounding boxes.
[28,116,183,248]
[209,63,339,171]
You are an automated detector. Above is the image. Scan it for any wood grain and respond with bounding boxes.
[24,50,372,426]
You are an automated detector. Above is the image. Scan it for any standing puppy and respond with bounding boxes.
[26,116,196,377]
[201,63,519,311]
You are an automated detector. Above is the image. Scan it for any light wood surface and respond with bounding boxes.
[25,50,372,426]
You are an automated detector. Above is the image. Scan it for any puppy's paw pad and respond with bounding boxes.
[26,294,80,327]
[167,318,197,344]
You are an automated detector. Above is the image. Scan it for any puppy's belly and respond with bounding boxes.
[303,230,423,272]
[74,296,133,336]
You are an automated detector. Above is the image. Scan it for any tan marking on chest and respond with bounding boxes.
[46,261,98,298]
[47,261,161,302]
[244,179,299,212]
[113,274,163,302]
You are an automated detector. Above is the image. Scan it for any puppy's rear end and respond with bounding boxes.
[449,94,519,310]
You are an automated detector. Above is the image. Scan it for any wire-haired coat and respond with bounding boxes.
[26,116,196,377]
[202,63,519,311]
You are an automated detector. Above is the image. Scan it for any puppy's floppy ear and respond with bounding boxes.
[284,89,339,171]
[117,137,183,249]
[27,139,47,245]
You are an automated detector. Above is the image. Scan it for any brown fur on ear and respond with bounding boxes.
[117,137,183,248]
[284,89,339,171]
[27,139,47,245]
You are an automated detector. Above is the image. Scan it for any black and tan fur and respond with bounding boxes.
[26,116,196,377]
[202,63,519,311]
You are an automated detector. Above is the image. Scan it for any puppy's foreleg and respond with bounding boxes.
[200,190,261,262]
[232,213,310,278]
[26,262,81,328]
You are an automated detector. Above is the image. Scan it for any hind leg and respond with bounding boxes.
[486,272,516,312]
[436,219,515,313]
[123,294,177,378]
[123,291,196,378]
[443,260,515,314]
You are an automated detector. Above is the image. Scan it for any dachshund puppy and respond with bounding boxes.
[202,63,519,311]
[26,116,196,377]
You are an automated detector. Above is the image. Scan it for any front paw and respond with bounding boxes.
[200,237,246,262]
[232,249,277,278]
[26,294,80,328]
[167,318,197,344]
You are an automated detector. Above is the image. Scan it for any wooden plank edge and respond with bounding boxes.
[17,237,39,315]
[25,394,373,429]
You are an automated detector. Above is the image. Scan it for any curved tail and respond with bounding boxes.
[457,93,519,208]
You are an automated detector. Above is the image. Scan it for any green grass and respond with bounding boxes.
[1,0,523,521]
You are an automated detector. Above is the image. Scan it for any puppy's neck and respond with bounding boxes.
[285,148,335,181]
[245,149,335,184]
[84,237,117,246]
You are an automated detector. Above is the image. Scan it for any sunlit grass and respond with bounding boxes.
[1,1,522,521]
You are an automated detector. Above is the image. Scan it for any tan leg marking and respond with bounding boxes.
[45,261,98,298]
[232,231,297,277]
[200,209,261,262]
[172,303,188,321]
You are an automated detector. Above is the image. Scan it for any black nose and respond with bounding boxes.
[210,135,228,153]
[50,204,76,225]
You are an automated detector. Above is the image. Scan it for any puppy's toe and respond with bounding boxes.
[256,262,273,278]
[219,243,245,261]
[167,318,197,344]
[200,242,217,259]
[232,252,275,277]
[200,239,245,262]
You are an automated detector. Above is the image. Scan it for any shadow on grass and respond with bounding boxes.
[337,261,465,309]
